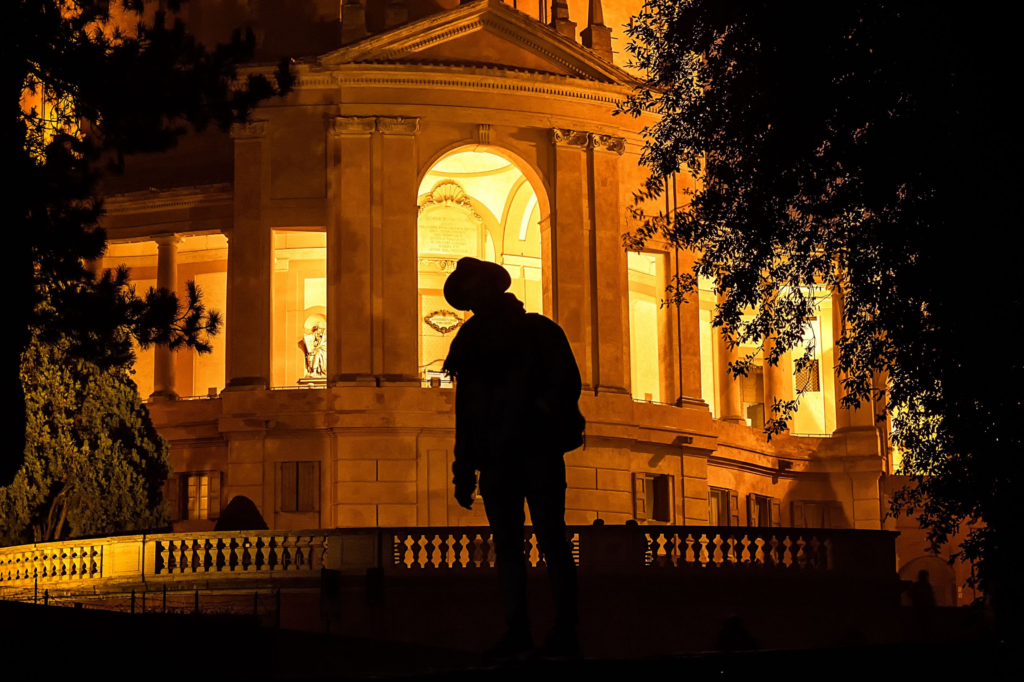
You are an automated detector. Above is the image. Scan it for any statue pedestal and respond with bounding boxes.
[297,377,327,387]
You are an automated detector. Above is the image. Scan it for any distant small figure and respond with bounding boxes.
[715,614,758,652]
[592,518,605,526]
[442,257,585,664]
[908,569,937,638]
[625,519,639,527]
[214,496,269,531]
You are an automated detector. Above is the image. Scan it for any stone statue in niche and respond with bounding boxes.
[298,314,327,383]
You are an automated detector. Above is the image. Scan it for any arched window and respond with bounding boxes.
[417,150,545,386]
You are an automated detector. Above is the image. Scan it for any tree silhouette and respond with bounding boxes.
[4,1,292,483]
[622,1,1019,630]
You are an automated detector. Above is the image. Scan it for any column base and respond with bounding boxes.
[222,378,268,392]
[148,390,178,403]
[331,374,379,387]
[720,415,746,424]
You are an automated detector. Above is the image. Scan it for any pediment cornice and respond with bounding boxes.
[318,0,637,87]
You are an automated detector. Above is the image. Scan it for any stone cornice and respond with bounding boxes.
[331,115,377,136]
[318,0,637,87]
[103,184,233,215]
[551,128,590,148]
[377,116,420,135]
[229,120,268,139]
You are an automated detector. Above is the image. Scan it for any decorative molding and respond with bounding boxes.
[331,116,377,136]
[551,128,589,148]
[477,123,491,146]
[154,234,183,246]
[229,120,268,139]
[377,116,421,135]
[418,179,481,221]
[423,309,464,335]
[590,133,625,155]
[103,184,234,215]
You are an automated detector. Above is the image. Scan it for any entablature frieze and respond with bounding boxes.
[230,120,268,140]
[330,115,421,136]
[551,128,626,155]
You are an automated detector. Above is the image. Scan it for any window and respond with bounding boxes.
[633,473,672,523]
[279,461,320,513]
[795,359,821,393]
[708,487,739,526]
[167,471,221,522]
[792,501,847,528]
[747,493,781,527]
[628,251,668,403]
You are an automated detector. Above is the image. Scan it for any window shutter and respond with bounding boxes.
[632,473,648,521]
[166,475,180,522]
[652,475,671,522]
[771,498,782,527]
[207,471,221,519]
[707,491,714,525]
[747,493,757,526]
[728,490,740,526]
[281,463,297,513]
[792,501,805,528]
[297,462,319,512]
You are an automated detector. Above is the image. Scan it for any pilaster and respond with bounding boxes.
[329,116,376,385]
[589,133,628,395]
[225,120,271,390]
[378,116,421,384]
[551,128,591,387]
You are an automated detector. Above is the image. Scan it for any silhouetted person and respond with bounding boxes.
[908,569,936,639]
[214,496,269,531]
[442,257,585,663]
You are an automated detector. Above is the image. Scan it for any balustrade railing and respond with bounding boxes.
[0,525,895,595]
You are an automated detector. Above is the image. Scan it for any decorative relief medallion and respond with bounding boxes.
[332,116,377,136]
[377,116,421,135]
[423,309,464,335]
[591,133,626,155]
[551,128,590,148]
[230,120,268,139]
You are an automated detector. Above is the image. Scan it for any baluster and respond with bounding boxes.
[416,535,429,568]
[526,534,539,568]
[697,533,711,567]
[425,535,438,568]
[782,536,795,568]
[807,537,820,569]
[470,534,483,568]
[401,535,415,568]
[443,535,456,568]
[823,538,833,569]
[794,536,807,569]
[456,534,469,568]
[228,537,241,571]
[681,533,695,565]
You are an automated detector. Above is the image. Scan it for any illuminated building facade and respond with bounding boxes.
[97,0,964,604]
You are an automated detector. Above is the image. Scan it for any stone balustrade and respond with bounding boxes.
[0,526,897,596]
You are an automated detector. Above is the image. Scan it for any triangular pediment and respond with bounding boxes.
[319,0,635,85]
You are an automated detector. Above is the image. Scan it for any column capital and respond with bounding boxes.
[230,120,268,140]
[331,115,377,136]
[551,128,589,148]
[377,116,420,136]
[590,133,625,155]
[154,233,182,247]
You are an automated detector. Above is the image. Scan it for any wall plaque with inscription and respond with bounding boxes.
[418,179,483,259]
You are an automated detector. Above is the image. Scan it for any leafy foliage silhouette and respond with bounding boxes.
[621,0,1020,629]
[4,1,292,484]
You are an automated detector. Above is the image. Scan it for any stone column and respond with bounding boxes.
[150,234,181,401]
[551,129,591,386]
[762,333,790,431]
[378,116,421,384]
[830,286,875,431]
[225,120,271,389]
[328,116,376,385]
[675,248,703,405]
[589,134,629,395]
[716,290,744,422]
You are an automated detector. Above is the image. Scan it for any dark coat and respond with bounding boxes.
[443,294,584,479]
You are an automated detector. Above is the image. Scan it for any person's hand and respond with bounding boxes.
[454,472,477,510]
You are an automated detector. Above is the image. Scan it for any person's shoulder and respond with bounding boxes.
[522,313,568,338]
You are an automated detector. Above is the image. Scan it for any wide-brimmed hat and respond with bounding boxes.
[443,257,512,311]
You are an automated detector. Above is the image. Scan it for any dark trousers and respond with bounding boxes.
[479,454,579,636]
